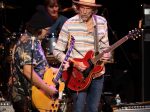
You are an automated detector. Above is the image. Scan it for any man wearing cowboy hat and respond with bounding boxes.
[53,0,111,112]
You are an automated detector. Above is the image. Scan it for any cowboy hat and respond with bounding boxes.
[72,0,102,7]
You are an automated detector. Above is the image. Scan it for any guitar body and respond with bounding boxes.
[32,68,65,112]
[62,28,141,92]
[62,50,103,91]
[32,36,75,111]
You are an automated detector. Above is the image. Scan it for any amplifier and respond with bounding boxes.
[113,102,150,112]
[0,101,15,112]
[143,4,150,28]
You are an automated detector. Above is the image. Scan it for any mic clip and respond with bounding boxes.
[31,36,35,51]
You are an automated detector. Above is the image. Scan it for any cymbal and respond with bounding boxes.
[0,1,20,9]
[60,7,74,12]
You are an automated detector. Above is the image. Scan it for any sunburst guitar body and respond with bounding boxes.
[32,68,64,112]
[32,36,75,112]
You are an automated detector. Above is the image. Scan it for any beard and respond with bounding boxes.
[80,14,93,22]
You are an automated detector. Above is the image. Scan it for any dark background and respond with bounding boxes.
[0,0,150,103]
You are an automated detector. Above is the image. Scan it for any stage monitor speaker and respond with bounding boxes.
[113,108,150,112]
[142,29,150,102]
[0,101,14,112]
[113,102,150,112]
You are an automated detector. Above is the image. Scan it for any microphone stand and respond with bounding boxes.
[30,36,35,111]
[31,36,35,85]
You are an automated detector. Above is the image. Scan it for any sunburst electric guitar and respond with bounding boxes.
[32,36,75,112]
[62,28,141,92]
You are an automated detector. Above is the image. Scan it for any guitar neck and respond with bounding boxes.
[54,37,75,82]
[54,50,71,81]
[92,36,129,64]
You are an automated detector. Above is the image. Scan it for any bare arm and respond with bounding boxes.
[23,65,57,96]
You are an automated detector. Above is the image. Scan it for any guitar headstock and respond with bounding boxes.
[128,28,142,40]
[68,35,75,48]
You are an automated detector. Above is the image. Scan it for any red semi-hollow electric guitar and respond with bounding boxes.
[62,28,141,92]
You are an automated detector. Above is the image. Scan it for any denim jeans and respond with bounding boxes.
[72,76,104,112]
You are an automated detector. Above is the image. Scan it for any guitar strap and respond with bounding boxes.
[93,15,99,56]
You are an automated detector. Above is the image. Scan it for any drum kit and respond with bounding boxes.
[42,32,61,67]
[0,1,61,64]
[0,0,20,56]
[0,0,17,88]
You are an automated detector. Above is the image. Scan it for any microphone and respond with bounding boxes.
[31,36,35,50]
[59,4,78,13]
